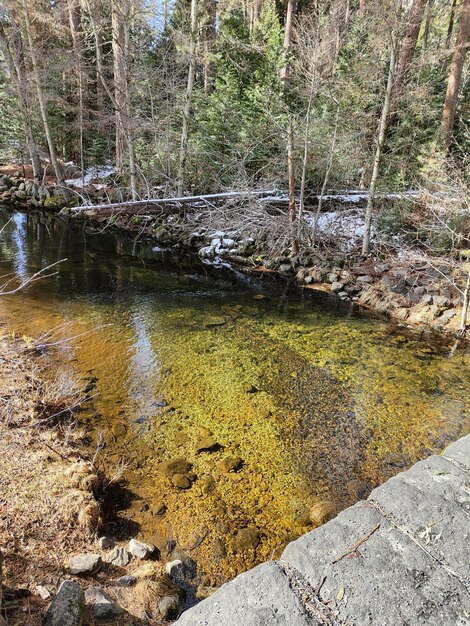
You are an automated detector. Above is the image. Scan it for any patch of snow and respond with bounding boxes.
[64,164,116,188]
[305,208,374,252]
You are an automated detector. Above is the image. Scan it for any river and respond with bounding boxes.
[1,209,469,587]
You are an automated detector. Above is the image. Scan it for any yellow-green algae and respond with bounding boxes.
[1,284,469,585]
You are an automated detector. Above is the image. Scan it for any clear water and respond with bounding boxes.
[1,210,469,585]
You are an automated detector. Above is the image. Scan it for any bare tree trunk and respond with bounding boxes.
[313,106,340,240]
[460,270,470,335]
[111,0,127,176]
[423,0,434,49]
[441,0,470,148]
[202,0,216,94]
[446,0,458,47]
[280,0,297,85]
[359,0,365,14]
[287,117,299,257]
[88,0,137,198]
[67,0,86,186]
[19,0,64,186]
[362,31,397,257]
[391,0,427,112]
[177,0,198,196]
[251,0,264,30]
[0,18,42,180]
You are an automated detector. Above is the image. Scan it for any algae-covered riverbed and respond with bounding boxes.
[1,211,469,586]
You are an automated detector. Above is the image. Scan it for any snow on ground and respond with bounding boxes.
[64,164,116,188]
[305,208,375,252]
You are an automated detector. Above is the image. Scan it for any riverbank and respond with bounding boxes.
[1,169,468,338]
[0,329,195,625]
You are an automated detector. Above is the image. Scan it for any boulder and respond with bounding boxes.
[69,554,102,576]
[128,538,157,560]
[85,587,122,619]
[115,575,137,587]
[43,580,85,626]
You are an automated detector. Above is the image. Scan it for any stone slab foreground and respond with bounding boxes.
[175,435,470,625]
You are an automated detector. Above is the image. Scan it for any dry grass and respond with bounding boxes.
[0,332,100,624]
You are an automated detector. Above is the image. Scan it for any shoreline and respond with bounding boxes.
[0,169,468,340]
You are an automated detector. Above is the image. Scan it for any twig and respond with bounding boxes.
[332,523,380,564]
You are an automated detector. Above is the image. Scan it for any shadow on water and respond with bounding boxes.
[0,208,469,585]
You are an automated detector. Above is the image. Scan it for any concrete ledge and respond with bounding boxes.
[175,434,470,625]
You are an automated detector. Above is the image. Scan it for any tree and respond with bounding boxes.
[362,30,398,256]
[0,16,42,180]
[391,0,427,112]
[177,0,198,195]
[441,0,470,148]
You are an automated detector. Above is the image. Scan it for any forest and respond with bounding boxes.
[0,0,469,198]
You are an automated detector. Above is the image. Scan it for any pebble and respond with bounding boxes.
[98,536,115,550]
[309,501,337,526]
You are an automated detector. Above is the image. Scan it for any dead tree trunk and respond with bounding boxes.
[67,0,86,186]
[0,19,42,180]
[287,118,299,257]
[441,0,470,148]
[111,0,127,176]
[20,0,64,186]
[177,0,198,196]
[362,31,397,256]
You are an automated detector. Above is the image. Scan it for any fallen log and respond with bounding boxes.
[71,189,284,215]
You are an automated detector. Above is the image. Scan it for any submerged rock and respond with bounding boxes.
[44,580,85,626]
[309,501,337,526]
[158,457,192,478]
[218,456,243,473]
[195,436,221,453]
[233,527,261,552]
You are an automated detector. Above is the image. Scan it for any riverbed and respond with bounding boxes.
[1,210,469,587]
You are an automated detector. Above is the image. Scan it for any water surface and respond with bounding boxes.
[1,210,469,585]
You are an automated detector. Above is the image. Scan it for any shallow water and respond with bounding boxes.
[1,210,469,585]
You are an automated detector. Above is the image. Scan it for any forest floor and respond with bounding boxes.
[0,328,179,626]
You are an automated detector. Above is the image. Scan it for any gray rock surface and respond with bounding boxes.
[105,546,131,567]
[175,561,319,626]
[159,595,182,620]
[128,538,156,559]
[175,434,470,626]
[43,580,85,626]
[69,554,102,575]
[85,586,122,619]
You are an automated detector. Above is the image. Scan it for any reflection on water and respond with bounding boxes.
[0,209,469,584]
